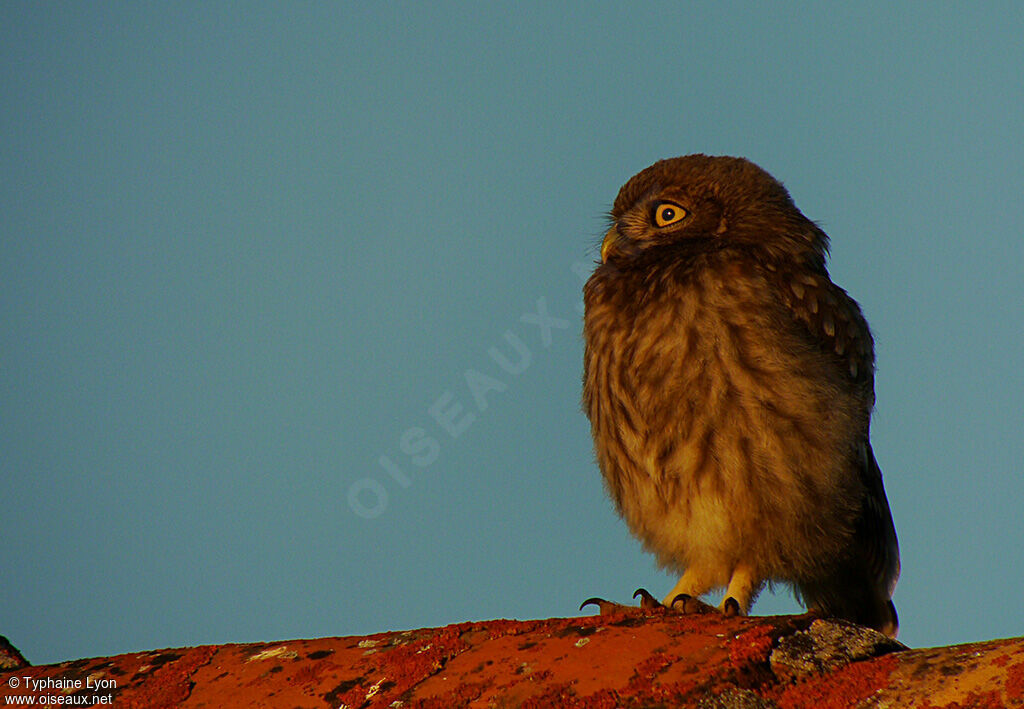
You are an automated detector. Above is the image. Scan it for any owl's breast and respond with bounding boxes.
[583,258,865,573]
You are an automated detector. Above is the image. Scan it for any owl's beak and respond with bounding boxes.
[600,227,619,263]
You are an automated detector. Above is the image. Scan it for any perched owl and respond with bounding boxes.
[582,155,900,637]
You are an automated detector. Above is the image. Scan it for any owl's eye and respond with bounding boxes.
[652,202,687,227]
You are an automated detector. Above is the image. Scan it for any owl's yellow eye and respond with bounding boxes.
[653,202,687,227]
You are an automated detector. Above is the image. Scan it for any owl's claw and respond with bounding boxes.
[668,593,719,615]
[579,588,726,616]
[579,597,622,615]
[578,588,666,615]
[632,588,663,610]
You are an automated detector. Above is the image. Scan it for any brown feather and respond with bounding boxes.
[583,154,900,636]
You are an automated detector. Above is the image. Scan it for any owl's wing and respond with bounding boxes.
[858,442,901,595]
[770,263,876,393]
[773,263,899,595]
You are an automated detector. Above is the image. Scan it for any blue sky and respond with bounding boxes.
[2,3,1023,665]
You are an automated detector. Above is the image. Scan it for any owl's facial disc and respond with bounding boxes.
[602,197,695,262]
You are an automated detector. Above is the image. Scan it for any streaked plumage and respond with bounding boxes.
[583,154,899,636]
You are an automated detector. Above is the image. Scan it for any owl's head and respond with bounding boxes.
[601,154,828,265]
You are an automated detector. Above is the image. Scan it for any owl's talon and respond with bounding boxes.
[669,593,693,610]
[583,590,738,617]
[668,593,717,614]
[632,588,663,610]
[579,597,632,615]
[723,597,741,616]
[580,589,670,615]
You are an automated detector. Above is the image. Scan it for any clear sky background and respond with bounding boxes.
[2,3,1023,666]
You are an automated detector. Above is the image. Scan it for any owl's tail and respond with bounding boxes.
[797,575,899,639]
[878,599,899,639]
[851,596,898,639]
[799,442,901,638]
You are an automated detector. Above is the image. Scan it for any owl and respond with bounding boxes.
[582,155,900,636]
